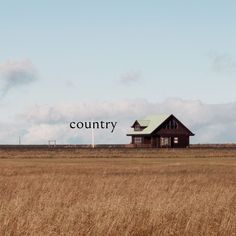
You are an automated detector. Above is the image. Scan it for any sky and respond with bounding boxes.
[0,0,236,144]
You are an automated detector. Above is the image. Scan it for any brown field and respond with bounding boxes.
[0,149,235,235]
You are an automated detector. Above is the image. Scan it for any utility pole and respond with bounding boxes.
[91,119,95,148]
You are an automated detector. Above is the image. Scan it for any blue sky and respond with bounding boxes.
[0,1,236,144]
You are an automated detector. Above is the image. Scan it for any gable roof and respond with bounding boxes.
[127,114,169,135]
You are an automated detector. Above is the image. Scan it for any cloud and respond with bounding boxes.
[208,51,236,74]
[119,71,141,84]
[1,98,236,144]
[21,99,157,124]
[23,124,73,144]
[0,59,37,97]
[0,121,26,144]
[65,80,77,88]
[7,98,236,144]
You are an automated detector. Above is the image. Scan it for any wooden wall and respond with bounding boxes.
[131,135,189,148]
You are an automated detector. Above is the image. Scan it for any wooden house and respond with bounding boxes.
[127,114,194,148]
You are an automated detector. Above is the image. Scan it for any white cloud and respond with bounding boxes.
[208,51,236,74]
[0,122,25,144]
[21,99,156,124]
[0,59,37,98]
[119,71,141,84]
[23,124,77,144]
[2,98,236,144]
[65,80,77,88]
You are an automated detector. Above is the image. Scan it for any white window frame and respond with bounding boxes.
[174,137,178,144]
[134,137,142,144]
[160,137,170,146]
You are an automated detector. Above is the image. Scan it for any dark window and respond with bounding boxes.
[170,120,178,129]
[134,124,142,131]
[164,120,178,129]
[134,137,142,144]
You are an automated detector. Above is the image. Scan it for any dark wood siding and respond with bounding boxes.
[172,135,189,148]
[154,116,192,136]
[143,136,151,144]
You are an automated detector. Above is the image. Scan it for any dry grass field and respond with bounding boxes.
[0,148,235,236]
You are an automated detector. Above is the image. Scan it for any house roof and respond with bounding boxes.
[127,114,169,135]
[132,119,150,127]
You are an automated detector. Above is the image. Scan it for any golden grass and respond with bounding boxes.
[0,152,235,235]
[1,147,236,159]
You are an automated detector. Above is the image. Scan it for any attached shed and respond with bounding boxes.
[127,114,194,148]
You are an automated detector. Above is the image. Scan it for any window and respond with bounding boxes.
[174,137,178,143]
[173,120,178,129]
[164,120,178,129]
[134,137,142,144]
[171,120,175,129]
[160,137,170,146]
[134,125,142,131]
[171,120,178,129]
